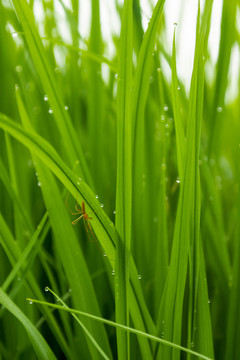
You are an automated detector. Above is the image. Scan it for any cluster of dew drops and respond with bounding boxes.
[43,94,69,113]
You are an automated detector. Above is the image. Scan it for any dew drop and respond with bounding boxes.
[45,286,49,292]
[44,95,48,101]
[76,178,82,185]
[162,320,165,324]
[103,253,107,257]
[100,203,104,208]
[113,210,116,215]
[163,105,168,112]
[208,299,211,304]
[161,115,165,122]
[177,85,180,90]
[64,105,69,111]
[217,106,222,113]
[56,298,60,302]
[48,108,53,114]
[15,65,23,73]
[38,181,42,187]
[114,74,118,79]
[29,301,33,305]
[191,342,194,348]
[95,195,99,199]
[165,123,169,129]
[68,288,72,293]
[157,67,161,72]
[138,274,142,280]
[176,177,180,184]
[112,270,115,276]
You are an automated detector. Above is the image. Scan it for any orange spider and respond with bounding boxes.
[65,195,102,253]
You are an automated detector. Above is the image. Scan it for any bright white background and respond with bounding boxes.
[48,0,239,102]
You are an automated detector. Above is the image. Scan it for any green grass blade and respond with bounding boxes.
[0,111,154,347]
[208,0,237,157]
[11,0,92,184]
[0,111,116,263]
[115,0,133,358]
[16,88,113,359]
[26,297,214,360]
[0,213,73,359]
[0,288,57,360]
[156,3,214,359]
[225,158,240,359]
[171,29,186,179]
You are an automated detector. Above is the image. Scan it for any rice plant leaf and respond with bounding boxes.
[132,0,165,137]
[171,29,185,179]
[26,297,214,360]
[0,111,154,357]
[156,2,214,359]
[11,0,92,184]
[0,288,57,360]
[115,0,133,358]
[17,90,113,359]
[0,213,73,359]
[208,0,237,157]
[225,159,240,359]
[0,111,116,263]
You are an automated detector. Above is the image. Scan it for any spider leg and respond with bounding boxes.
[83,220,96,243]
[72,214,84,225]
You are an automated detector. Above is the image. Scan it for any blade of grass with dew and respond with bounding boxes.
[171,28,186,180]
[115,0,133,358]
[155,3,214,359]
[200,162,231,286]
[17,91,113,359]
[0,288,57,360]
[26,297,214,360]
[10,0,92,184]
[186,2,214,357]
[38,251,76,349]
[132,0,165,137]
[0,111,116,263]
[0,111,155,356]
[47,287,111,360]
[225,151,240,359]
[0,213,73,359]
[87,0,104,188]
[17,85,154,358]
[131,0,165,323]
[207,0,237,158]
